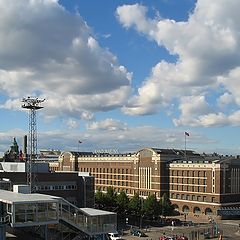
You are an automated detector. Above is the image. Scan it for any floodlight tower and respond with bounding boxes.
[22,96,45,193]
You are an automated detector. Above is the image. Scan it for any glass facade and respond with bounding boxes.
[59,200,116,235]
[14,201,58,225]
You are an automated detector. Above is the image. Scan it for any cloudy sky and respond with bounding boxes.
[1,0,240,156]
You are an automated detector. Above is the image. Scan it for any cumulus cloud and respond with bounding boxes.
[87,118,127,131]
[117,0,240,127]
[0,0,132,122]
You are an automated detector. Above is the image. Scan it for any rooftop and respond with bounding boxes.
[0,189,59,204]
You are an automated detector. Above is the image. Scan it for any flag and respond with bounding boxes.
[185,132,190,136]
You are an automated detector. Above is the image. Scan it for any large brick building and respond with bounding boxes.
[50,148,240,219]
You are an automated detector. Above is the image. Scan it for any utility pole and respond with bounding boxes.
[22,97,45,193]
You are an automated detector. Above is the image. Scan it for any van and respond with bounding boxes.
[108,232,122,240]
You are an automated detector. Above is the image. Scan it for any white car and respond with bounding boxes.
[108,232,122,240]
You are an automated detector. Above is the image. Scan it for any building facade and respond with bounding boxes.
[0,163,94,208]
[51,148,240,218]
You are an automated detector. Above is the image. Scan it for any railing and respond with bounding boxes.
[59,199,116,236]
[0,215,10,225]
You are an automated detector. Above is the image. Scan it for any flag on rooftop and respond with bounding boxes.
[185,132,190,136]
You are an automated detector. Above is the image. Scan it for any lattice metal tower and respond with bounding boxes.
[22,97,45,193]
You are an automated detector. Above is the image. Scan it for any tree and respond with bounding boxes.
[128,193,141,216]
[142,194,160,219]
[105,186,117,210]
[116,190,129,214]
[160,193,174,216]
[95,189,106,209]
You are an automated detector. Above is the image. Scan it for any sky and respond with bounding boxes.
[1,0,240,156]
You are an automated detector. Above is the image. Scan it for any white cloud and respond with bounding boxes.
[0,0,132,123]
[217,92,234,107]
[117,0,240,127]
[87,118,127,131]
[66,118,79,129]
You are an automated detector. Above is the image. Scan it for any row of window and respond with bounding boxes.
[96,185,131,194]
[172,178,207,185]
[80,167,131,174]
[35,184,77,191]
[171,184,207,192]
[171,170,207,177]
[93,174,130,180]
[171,193,215,202]
[95,179,129,186]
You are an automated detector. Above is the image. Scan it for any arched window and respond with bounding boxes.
[193,206,201,215]
[182,205,189,213]
[205,208,213,215]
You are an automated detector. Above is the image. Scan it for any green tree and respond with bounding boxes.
[95,189,106,209]
[128,193,141,216]
[142,194,160,219]
[116,190,129,214]
[160,193,174,216]
[105,186,117,210]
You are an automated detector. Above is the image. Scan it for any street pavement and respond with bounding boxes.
[122,219,240,240]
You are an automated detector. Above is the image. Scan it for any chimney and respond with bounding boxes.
[23,135,27,160]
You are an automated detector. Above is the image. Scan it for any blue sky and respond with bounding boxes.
[0,0,240,156]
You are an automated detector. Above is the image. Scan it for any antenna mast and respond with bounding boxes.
[22,96,45,193]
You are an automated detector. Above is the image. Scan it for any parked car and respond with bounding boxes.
[159,236,174,240]
[108,232,122,240]
[176,236,188,240]
[130,229,147,237]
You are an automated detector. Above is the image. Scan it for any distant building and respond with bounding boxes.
[50,148,240,219]
[0,162,94,208]
[2,137,22,162]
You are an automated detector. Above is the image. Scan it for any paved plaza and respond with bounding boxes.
[122,219,240,240]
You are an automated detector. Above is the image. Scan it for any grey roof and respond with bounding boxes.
[80,208,116,216]
[0,190,59,204]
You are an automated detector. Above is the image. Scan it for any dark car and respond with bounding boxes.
[130,229,147,237]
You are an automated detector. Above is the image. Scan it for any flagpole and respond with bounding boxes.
[78,140,82,152]
[185,133,186,159]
